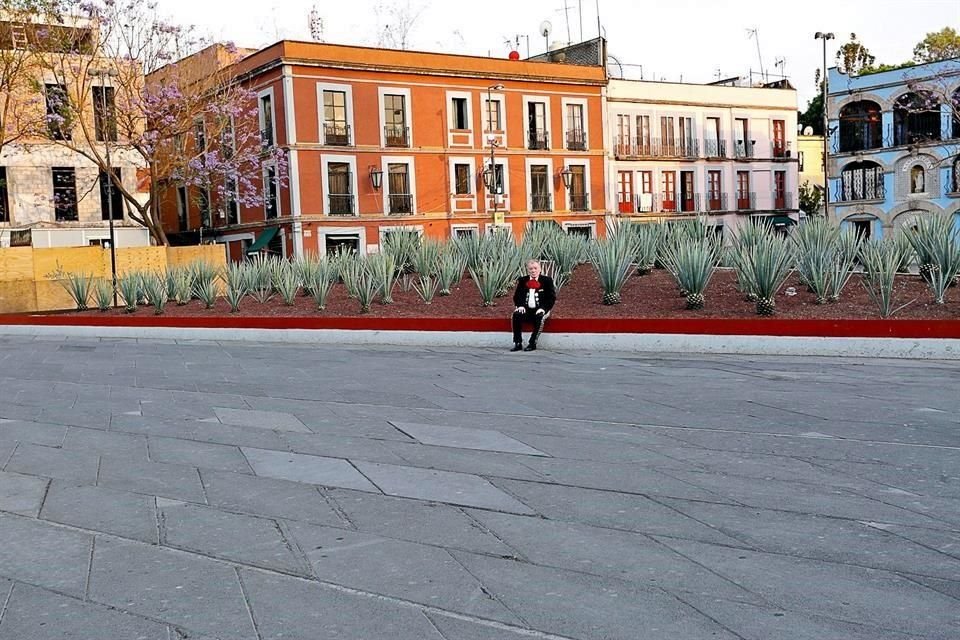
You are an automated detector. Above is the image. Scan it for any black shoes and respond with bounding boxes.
[523,342,537,352]
[510,343,523,352]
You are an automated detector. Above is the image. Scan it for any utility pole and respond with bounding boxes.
[97,68,119,306]
[815,32,835,218]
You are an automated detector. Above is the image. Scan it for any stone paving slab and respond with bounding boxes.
[389,421,549,456]
[97,455,206,503]
[40,481,158,543]
[0,470,48,517]
[199,468,344,526]
[148,436,254,474]
[0,514,92,597]
[4,442,99,484]
[241,447,379,491]
[215,407,312,432]
[61,426,149,458]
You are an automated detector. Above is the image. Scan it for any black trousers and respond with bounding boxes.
[512,309,546,344]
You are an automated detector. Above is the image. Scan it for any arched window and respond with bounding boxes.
[840,161,884,202]
[953,88,960,140]
[910,165,926,193]
[838,101,882,152]
[894,92,942,145]
[952,156,960,194]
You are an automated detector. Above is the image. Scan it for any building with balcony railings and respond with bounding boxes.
[153,40,607,259]
[0,12,149,248]
[826,58,960,239]
[607,78,799,239]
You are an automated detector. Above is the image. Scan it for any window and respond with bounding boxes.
[773,120,786,157]
[894,92,941,145]
[852,219,872,240]
[660,117,675,155]
[387,163,412,214]
[0,167,9,223]
[798,151,805,172]
[194,119,206,154]
[452,97,468,130]
[661,171,676,212]
[736,171,752,210]
[735,118,750,157]
[707,170,723,211]
[638,170,653,212]
[839,101,882,152]
[92,86,116,142]
[566,224,593,238]
[9,229,31,247]
[679,170,695,212]
[566,103,585,150]
[679,117,695,156]
[568,165,587,211]
[226,178,239,225]
[323,90,350,145]
[952,157,960,193]
[840,161,884,201]
[616,114,631,154]
[99,168,123,220]
[454,226,477,240]
[484,99,502,131]
[637,115,651,154]
[198,188,210,227]
[705,117,722,157]
[326,234,360,255]
[259,93,274,147]
[487,163,505,195]
[527,101,548,149]
[264,165,278,219]
[384,94,408,147]
[454,163,471,195]
[52,167,77,221]
[45,84,71,140]
[910,165,925,194]
[774,170,787,209]
[617,171,633,214]
[176,185,188,231]
[328,162,354,215]
[530,165,550,211]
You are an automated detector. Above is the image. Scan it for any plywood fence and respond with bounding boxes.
[0,245,227,314]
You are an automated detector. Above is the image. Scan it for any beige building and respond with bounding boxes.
[797,133,825,214]
[0,14,149,248]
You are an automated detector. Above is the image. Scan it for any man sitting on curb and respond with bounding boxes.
[511,259,556,352]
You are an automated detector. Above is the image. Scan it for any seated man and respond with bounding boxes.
[511,259,556,352]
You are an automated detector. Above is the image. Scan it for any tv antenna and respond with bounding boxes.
[308,5,324,42]
[746,27,766,82]
[774,57,786,78]
[539,20,552,52]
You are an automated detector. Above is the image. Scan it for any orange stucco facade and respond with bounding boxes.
[158,41,608,258]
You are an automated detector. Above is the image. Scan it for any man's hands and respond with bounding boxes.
[535,309,545,315]
[515,306,526,314]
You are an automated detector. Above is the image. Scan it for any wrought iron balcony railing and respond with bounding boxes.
[771,192,793,210]
[703,139,727,158]
[260,128,274,148]
[733,140,755,158]
[612,136,699,159]
[834,125,884,153]
[835,180,885,203]
[706,193,728,212]
[566,129,586,151]
[528,129,549,150]
[531,193,552,212]
[384,125,410,148]
[772,141,791,159]
[736,192,756,210]
[328,194,355,216]
[569,192,589,211]
[388,193,413,214]
[324,123,352,146]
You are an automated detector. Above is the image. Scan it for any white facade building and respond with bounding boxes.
[606,79,800,237]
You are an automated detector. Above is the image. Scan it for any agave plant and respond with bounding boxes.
[591,232,636,305]
[337,251,364,298]
[735,234,795,315]
[306,259,337,310]
[56,271,92,311]
[93,278,113,311]
[522,220,563,259]
[245,255,274,304]
[903,213,960,304]
[729,222,777,300]
[366,253,398,304]
[887,229,916,274]
[436,248,466,296]
[189,261,218,299]
[165,266,193,305]
[663,238,720,309]
[353,263,381,313]
[272,261,300,305]
[411,239,442,276]
[382,230,420,275]
[456,233,486,272]
[468,257,514,307]
[632,222,662,275]
[413,274,440,303]
[861,238,915,318]
[542,232,587,290]
[792,218,840,304]
[194,276,219,309]
[224,264,247,313]
[140,272,168,315]
[828,228,863,302]
[117,273,141,313]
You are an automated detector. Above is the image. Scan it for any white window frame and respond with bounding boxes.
[561,97,589,150]
[379,224,424,249]
[448,156,476,196]
[321,154,359,216]
[317,82,355,146]
[484,222,513,237]
[451,223,479,240]
[262,162,281,220]
[381,155,417,215]
[446,90,473,131]
[561,220,596,238]
[482,92,507,147]
[257,87,276,147]
[378,87,413,148]
[525,157,554,213]
[561,158,591,211]
[318,227,365,256]
[522,95,553,150]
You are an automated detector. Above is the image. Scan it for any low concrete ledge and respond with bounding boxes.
[1,324,958,359]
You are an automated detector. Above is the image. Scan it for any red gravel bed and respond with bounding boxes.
[64,267,958,320]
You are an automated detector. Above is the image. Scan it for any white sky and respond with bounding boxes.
[161,0,959,106]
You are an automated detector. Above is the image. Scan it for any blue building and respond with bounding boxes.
[826,58,960,238]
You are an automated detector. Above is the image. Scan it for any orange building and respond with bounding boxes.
[155,41,608,259]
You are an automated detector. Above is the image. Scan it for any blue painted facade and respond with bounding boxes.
[826,58,960,238]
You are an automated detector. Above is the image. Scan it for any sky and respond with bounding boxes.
[160,0,959,106]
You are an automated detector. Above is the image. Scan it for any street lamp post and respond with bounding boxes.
[96,68,119,306]
[485,84,504,220]
[814,32,834,218]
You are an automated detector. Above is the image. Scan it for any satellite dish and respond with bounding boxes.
[803,126,814,136]
[539,20,552,38]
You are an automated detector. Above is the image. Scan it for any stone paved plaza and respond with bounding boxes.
[0,336,957,639]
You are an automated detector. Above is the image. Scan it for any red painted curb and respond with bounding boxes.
[1,314,959,339]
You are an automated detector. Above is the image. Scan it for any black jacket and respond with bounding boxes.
[513,275,556,312]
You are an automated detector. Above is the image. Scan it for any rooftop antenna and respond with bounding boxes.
[558,0,572,44]
[774,56,786,78]
[539,20,552,53]
[308,5,324,42]
[747,28,766,83]
[715,68,723,80]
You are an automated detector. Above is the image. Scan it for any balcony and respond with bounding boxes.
[771,192,793,210]
[260,128,274,149]
[324,123,352,146]
[772,141,791,159]
[703,139,727,158]
[736,192,756,211]
[531,193,552,212]
[384,126,410,148]
[836,180,885,203]
[894,115,942,146]
[566,129,586,151]
[528,129,549,150]
[706,193,728,212]
[328,194,355,216]
[569,193,589,211]
[835,126,884,153]
[388,193,413,214]
[733,140,755,158]
[613,136,699,159]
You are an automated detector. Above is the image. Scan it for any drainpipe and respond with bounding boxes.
[282,64,304,256]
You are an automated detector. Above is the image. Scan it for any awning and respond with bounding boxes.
[245,226,279,254]
[770,215,797,226]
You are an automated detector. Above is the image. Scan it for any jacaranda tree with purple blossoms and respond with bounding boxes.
[29,0,287,245]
